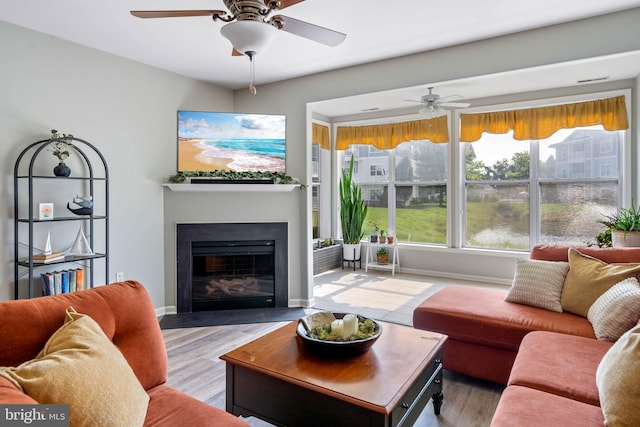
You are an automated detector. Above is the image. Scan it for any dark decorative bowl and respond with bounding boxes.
[296,313,382,357]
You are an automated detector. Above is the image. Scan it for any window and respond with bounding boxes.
[464,126,620,250]
[343,139,448,245]
[370,164,385,177]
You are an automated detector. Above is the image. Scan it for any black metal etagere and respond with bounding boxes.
[13,137,109,299]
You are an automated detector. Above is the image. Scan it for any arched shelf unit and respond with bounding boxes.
[13,137,109,299]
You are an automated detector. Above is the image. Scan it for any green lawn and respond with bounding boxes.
[360,202,601,247]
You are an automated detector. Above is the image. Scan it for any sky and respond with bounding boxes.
[178,111,286,139]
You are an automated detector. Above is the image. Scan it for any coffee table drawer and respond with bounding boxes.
[391,349,443,427]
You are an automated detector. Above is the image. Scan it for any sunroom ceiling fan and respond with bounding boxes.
[406,87,471,118]
[130,0,346,94]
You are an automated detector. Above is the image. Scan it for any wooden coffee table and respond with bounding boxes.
[220,320,446,427]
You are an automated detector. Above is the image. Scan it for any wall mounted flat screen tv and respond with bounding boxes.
[177,110,286,173]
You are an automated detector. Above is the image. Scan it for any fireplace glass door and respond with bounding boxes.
[191,240,276,311]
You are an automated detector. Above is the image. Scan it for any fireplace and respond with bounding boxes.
[177,222,288,313]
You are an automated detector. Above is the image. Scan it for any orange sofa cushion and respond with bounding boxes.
[413,285,595,352]
[530,245,640,263]
[508,331,612,406]
[490,385,604,427]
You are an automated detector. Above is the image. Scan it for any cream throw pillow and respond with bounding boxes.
[505,258,569,312]
[596,324,640,426]
[587,277,640,341]
[0,307,149,427]
[560,248,640,317]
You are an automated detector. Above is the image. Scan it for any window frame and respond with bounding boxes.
[454,89,632,250]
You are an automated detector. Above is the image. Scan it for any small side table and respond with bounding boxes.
[365,241,400,275]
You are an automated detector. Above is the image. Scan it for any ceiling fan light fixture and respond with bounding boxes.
[220,21,278,55]
[419,104,445,119]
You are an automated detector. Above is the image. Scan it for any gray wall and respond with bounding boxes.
[1,21,233,306]
[2,7,640,311]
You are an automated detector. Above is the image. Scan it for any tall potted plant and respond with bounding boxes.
[340,156,368,261]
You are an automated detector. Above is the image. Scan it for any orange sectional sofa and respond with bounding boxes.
[0,280,248,427]
[413,245,640,426]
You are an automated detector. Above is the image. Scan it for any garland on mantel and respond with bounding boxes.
[168,170,305,188]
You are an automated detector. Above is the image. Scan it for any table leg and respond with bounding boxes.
[432,391,443,415]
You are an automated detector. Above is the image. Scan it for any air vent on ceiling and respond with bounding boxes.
[577,76,610,84]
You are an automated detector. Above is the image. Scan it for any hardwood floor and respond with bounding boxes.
[162,321,504,427]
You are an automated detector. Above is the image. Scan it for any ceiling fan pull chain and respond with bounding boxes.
[247,51,257,95]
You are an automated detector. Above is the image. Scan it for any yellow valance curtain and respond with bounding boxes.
[312,123,330,150]
[335,116,449,151]
[459,95,628,142]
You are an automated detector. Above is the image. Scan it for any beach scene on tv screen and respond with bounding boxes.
[178,111,286,173]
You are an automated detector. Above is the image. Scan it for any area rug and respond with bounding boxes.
[159,307,309,329]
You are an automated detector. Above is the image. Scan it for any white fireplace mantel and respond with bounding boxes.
[163,183,301,192]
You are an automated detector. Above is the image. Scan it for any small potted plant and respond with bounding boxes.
[379,229,386,244]
[376,246,389,264]
[601,204,640,247]
[369,221,379,243]
[387,231,395,245]
[49,129,74,177]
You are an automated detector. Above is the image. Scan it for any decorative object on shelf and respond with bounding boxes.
[43,230,52,255]
[376,247,389,264]
[49,129,74,177]
[167,170,304,187]
[379,229,386,244]
[38,202,54,220]
[340,156,367,261]
[67,195,94,216]
[600,204,640,247]
[69,226,93,255]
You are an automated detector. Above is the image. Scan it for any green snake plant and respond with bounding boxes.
[339,156,368,244]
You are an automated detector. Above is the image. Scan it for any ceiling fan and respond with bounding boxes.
[130,1,346,94]
[406,87,471,118]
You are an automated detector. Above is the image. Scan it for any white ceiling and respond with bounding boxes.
[2,0,640,117]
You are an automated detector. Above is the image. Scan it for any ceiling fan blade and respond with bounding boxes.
[130,10,226,19]
[272,0,306,9]
[404,99,422,103]
[440,102,471,108]
[438,94,463,102]
[272,15,346,47]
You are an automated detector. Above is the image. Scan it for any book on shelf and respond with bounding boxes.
[30,252,65,263]
[68,269,76,293]
[61,271,69,294]
[53,272,62,295]
[39,268,85,296]
[40,273,54,296]
[75,268,85,291]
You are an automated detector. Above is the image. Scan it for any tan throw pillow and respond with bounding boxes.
[561,248,640,317]
[596,324,640,426]
[0,307,149,427]
[588,277,640,341]
[505,258,569,312]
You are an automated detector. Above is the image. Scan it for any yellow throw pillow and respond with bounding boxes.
[560,248,640,317]
[0,307,149,427]
[596,324,640,426]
